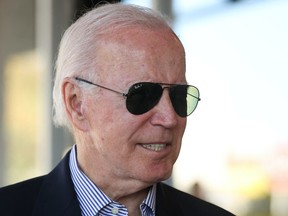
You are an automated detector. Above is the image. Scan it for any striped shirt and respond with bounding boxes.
[69,145,156,216]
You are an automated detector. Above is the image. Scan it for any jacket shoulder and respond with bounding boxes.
[0,176,45,215]
[156,183,235,216]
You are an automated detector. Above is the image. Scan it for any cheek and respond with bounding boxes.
[88,107,135,146]
[174,119,187,151]
[178,118,187,135]
[84,95,121,127]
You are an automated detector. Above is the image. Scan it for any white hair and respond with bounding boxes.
[53,3,176,129]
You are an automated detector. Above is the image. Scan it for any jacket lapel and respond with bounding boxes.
[155,183,179,216]
[32,150,82,216]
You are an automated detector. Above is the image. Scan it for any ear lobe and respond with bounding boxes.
[62,78,89,131]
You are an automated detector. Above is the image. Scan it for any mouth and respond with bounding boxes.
[141,144,167,152]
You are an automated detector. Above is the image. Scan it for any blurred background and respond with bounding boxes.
[0,0,287,215]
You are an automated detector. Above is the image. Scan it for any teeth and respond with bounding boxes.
[142,144,166,152]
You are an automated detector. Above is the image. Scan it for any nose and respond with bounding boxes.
[150,90,178,128]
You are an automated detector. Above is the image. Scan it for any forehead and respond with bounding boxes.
[94,27,186,84]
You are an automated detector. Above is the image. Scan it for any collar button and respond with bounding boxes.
[112,207,119,215]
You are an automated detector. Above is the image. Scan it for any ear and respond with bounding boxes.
[62,77,89,131]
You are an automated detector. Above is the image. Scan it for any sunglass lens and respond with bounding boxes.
[186,86,200,116]
[170,85,200,117]
[126,83,163,115]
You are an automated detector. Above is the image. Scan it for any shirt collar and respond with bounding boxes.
[69,145,156,216]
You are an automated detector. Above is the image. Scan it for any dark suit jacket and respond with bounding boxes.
[0,151,235,216]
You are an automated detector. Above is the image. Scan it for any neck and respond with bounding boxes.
[76,143,153,214]
[116,186,150,216]
[97,178,151,216]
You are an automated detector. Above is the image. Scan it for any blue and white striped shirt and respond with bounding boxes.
[69,145,156,216]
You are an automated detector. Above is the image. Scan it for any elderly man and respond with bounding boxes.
[0,3,234,216]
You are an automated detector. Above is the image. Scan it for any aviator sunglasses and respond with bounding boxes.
[75,77,201,117]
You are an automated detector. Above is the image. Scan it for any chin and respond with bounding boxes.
[136,161,175,184]
[145,168,173,184]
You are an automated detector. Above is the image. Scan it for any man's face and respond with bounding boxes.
[77,28,187,186]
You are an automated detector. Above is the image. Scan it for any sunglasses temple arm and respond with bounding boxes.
[95,85,127,97]
[188,93,201,101]
[75,77,127,97]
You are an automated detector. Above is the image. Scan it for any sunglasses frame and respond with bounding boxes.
[74,77,200,117]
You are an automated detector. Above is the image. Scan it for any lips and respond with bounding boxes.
[141,144,167,152]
